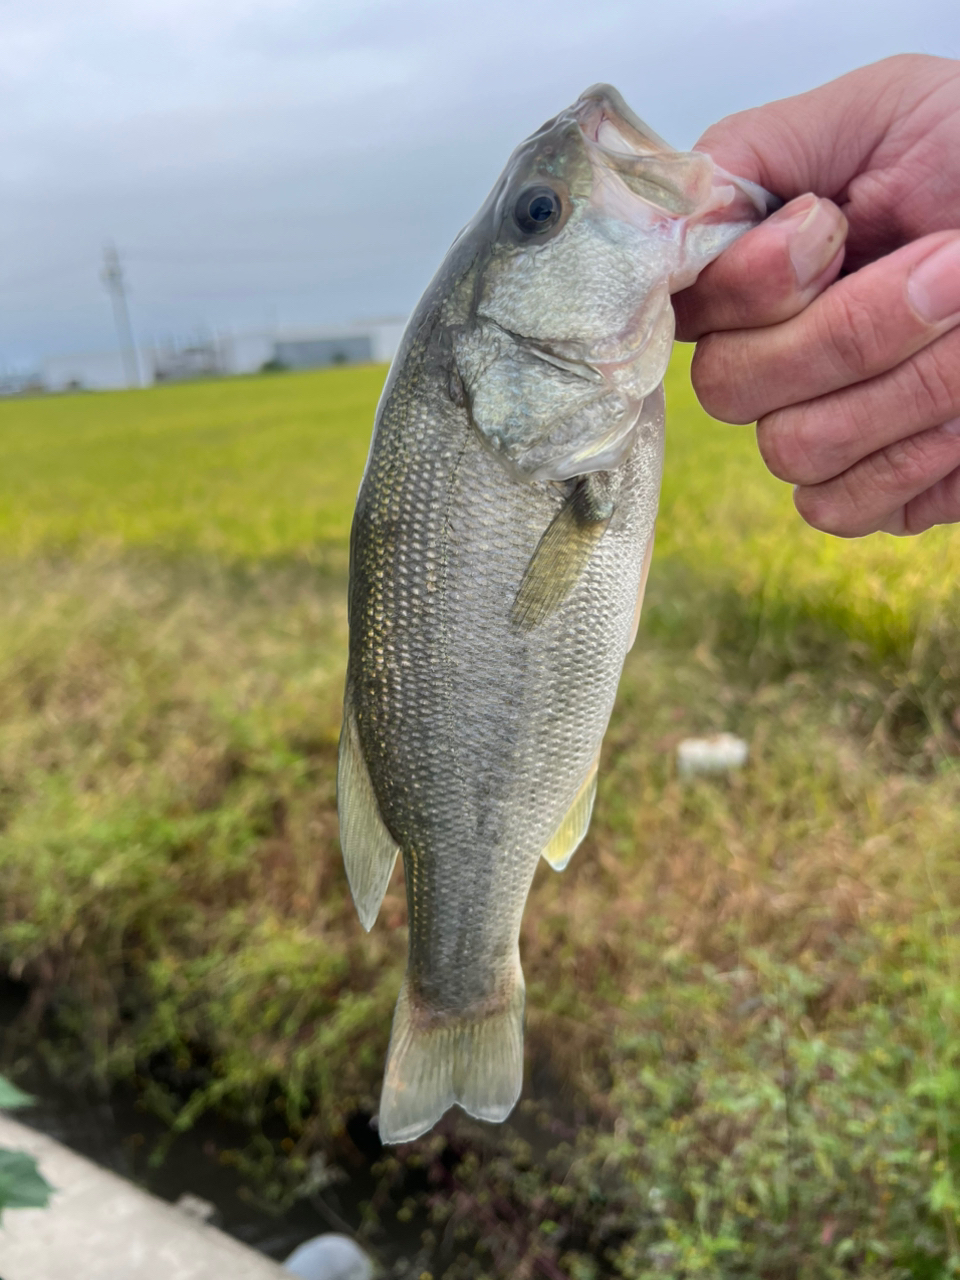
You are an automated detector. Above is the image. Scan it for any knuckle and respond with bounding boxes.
[900,500,933,537]
[690,335,755,424]
[798,481,865,537]
[755,414,790,479]
[904,341,960,425]
[793,485,862,537]
[874,433,944,494]
[757,407,835,485]
[886,52,938,78]
[817,287,889,382]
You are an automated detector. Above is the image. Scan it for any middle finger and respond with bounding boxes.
[692,232,960,425]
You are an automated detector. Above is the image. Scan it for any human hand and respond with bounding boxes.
[673,54,960,537]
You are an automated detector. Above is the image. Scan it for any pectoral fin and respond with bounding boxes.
[511,472,618,631]
[337,696,400,931]
[541,756,599,872]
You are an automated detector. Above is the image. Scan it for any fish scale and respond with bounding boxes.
[338,84,775,1143]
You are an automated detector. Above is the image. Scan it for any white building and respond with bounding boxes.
[33,319,408,393]
[40,348,130,393]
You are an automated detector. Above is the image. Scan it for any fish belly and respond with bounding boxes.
[344,379,662,1141]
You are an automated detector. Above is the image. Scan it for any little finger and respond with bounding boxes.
[793,420,960,537]
[881,443,960,535]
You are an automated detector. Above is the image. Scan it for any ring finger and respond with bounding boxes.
[756,325,960,486]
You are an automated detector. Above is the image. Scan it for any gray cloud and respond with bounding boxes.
[0,0,957,364]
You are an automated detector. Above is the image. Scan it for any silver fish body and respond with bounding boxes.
[338,86,773,1143]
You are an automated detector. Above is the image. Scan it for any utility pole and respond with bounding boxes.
[101,243,142,388]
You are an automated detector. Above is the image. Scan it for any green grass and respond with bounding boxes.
[3,352,958,667]
[2,358,960,1277]
[0,366,380,558]
[659,355,960,676]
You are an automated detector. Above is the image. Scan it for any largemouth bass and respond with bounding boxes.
[338,85,773,1144]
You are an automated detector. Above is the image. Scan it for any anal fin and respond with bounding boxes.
[337,697,400,931]
[378,966,525,1144]
[541,756,599,872]
[511,473,618,631]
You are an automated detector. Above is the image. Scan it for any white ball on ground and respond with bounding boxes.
[283,1233,374,1280]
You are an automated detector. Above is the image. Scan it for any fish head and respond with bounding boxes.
[450,85,776,482]
[570,83,776,287]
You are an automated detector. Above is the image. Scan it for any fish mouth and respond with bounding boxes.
[571,83,676,161]
[569,82,776,231]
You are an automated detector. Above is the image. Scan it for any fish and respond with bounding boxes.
[337,85,774,1144]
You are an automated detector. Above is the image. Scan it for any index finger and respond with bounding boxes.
[692,55,960,265]
[692,56,935,201]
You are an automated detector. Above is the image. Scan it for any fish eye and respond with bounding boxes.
[513,185,562,235]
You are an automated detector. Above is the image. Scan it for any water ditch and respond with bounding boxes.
[0,978,423,1274]
[0,976,605,1278]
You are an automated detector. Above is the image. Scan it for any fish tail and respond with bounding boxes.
[377,965,525,1144]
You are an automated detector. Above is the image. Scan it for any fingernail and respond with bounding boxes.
[942,416,960,436]
[786,198,847,290]
[767,193,818,224]
[907,239,960,324]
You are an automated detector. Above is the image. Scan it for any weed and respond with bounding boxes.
[0,359,959,1274]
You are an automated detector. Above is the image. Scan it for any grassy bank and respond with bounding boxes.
[2,358,960,1277]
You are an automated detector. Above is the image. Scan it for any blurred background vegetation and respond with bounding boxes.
[2,349,960,1277]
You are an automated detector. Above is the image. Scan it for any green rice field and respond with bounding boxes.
[2,352,960,1277]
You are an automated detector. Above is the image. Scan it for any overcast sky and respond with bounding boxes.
[0,0,958,366]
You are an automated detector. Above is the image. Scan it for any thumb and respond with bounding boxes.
[693,54,945,203]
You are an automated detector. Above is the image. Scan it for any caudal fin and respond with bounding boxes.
[377,970,525,1144]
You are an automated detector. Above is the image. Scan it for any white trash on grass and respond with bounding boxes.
[174,1193,216,1225]
[676,733,749,779]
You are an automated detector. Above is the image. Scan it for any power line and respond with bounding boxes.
[100,243,142,388]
